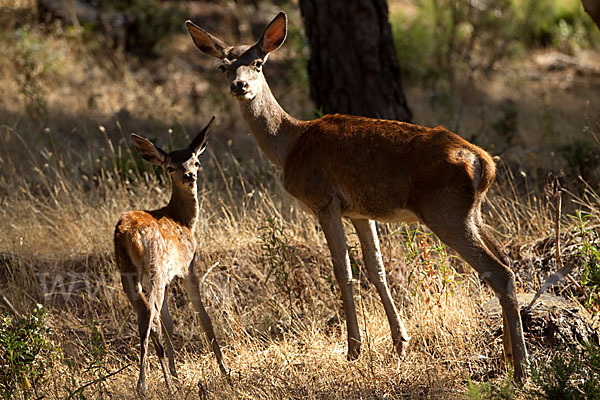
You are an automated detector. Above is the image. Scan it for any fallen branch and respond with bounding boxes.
[65,363,131,400]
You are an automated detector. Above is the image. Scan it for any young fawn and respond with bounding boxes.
[114,117,227,394]
[186,13,528,380]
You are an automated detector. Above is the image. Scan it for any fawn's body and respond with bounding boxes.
[114,118,227,394]
[186,13,527,380]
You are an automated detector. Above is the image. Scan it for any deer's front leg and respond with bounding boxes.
[183,264,229,377]
[351,218,410,357]
[318,205,361,359]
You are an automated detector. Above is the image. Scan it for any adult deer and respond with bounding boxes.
[186,13,528,380]
[114,117,227,394]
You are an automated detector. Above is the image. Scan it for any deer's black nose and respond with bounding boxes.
[183,172,196,183]
[230,80,249,95]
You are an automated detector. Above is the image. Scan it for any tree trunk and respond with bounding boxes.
[582,0,600,30]
[298,0,412,122]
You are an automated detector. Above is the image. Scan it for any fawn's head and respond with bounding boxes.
[186,12,287,101]
[131,117,214,190]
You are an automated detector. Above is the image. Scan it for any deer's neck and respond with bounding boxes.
[238,75,305,169]
[165,179,199,231]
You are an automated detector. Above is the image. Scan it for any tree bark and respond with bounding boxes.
[298,0,412,122]
[582,0,600,30]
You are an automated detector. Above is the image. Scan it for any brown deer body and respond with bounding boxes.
[186,13,527,380]
[114,117,227,394]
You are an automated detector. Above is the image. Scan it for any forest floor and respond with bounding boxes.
[0,1,599,399]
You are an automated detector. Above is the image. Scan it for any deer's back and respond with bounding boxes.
[283,114,495,220]
[114,210,196,282]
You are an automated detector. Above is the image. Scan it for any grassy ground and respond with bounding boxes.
[1,1,599,399]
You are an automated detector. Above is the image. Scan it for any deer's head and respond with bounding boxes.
[186,12,287,101]
[131,117,214,190]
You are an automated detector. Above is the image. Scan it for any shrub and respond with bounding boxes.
[466,341,600,399]
[574,210,600,315]
[400,225,462,308]
[391,0,600,83]
[466,373,515,400]
[391,0,522,82]
[558,142,600,185]
[528,341,600,400]
[259,216,297,313]
[106,0,185,56]
[0,304,59,400]
[9,29,54,117]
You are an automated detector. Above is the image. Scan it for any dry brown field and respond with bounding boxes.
[1,1,599,398]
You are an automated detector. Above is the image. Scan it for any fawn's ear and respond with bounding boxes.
[131,134,167,165]
[189,116,215,155]
[257,12,287,56]
[186,20,228,59]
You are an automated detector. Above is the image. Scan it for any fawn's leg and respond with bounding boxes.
[160,291,178,378]
[184,266,228,376]
[120,272,152,395]
[148,286,174,393]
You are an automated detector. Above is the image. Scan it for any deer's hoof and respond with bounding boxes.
[136,380,147,396]
[346,341,361,361]
[395,336,411,358]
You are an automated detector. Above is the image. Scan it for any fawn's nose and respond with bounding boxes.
[230,80,249,95]
[183,172,196,183]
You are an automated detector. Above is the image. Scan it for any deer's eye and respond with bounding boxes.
[218,64,226,73]
[253,60,263,69]
[167,166,175,173]
[195,161,200,167]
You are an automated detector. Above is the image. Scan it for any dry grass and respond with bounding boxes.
[0,126,503,398]
[1,4,600,399]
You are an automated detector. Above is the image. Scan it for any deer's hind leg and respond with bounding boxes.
[145,284,175,393]
[421,203,527,382]
[120,269,173,394]
[120,271,153,395]
[480,228,516,362]
[160,291,178,379]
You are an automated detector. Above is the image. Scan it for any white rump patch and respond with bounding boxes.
[454,148,481,191]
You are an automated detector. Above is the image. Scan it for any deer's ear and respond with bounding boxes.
[257,12,287,56]
[131,134,166,165]
[186,20,228,59]
[189,116,215,155]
